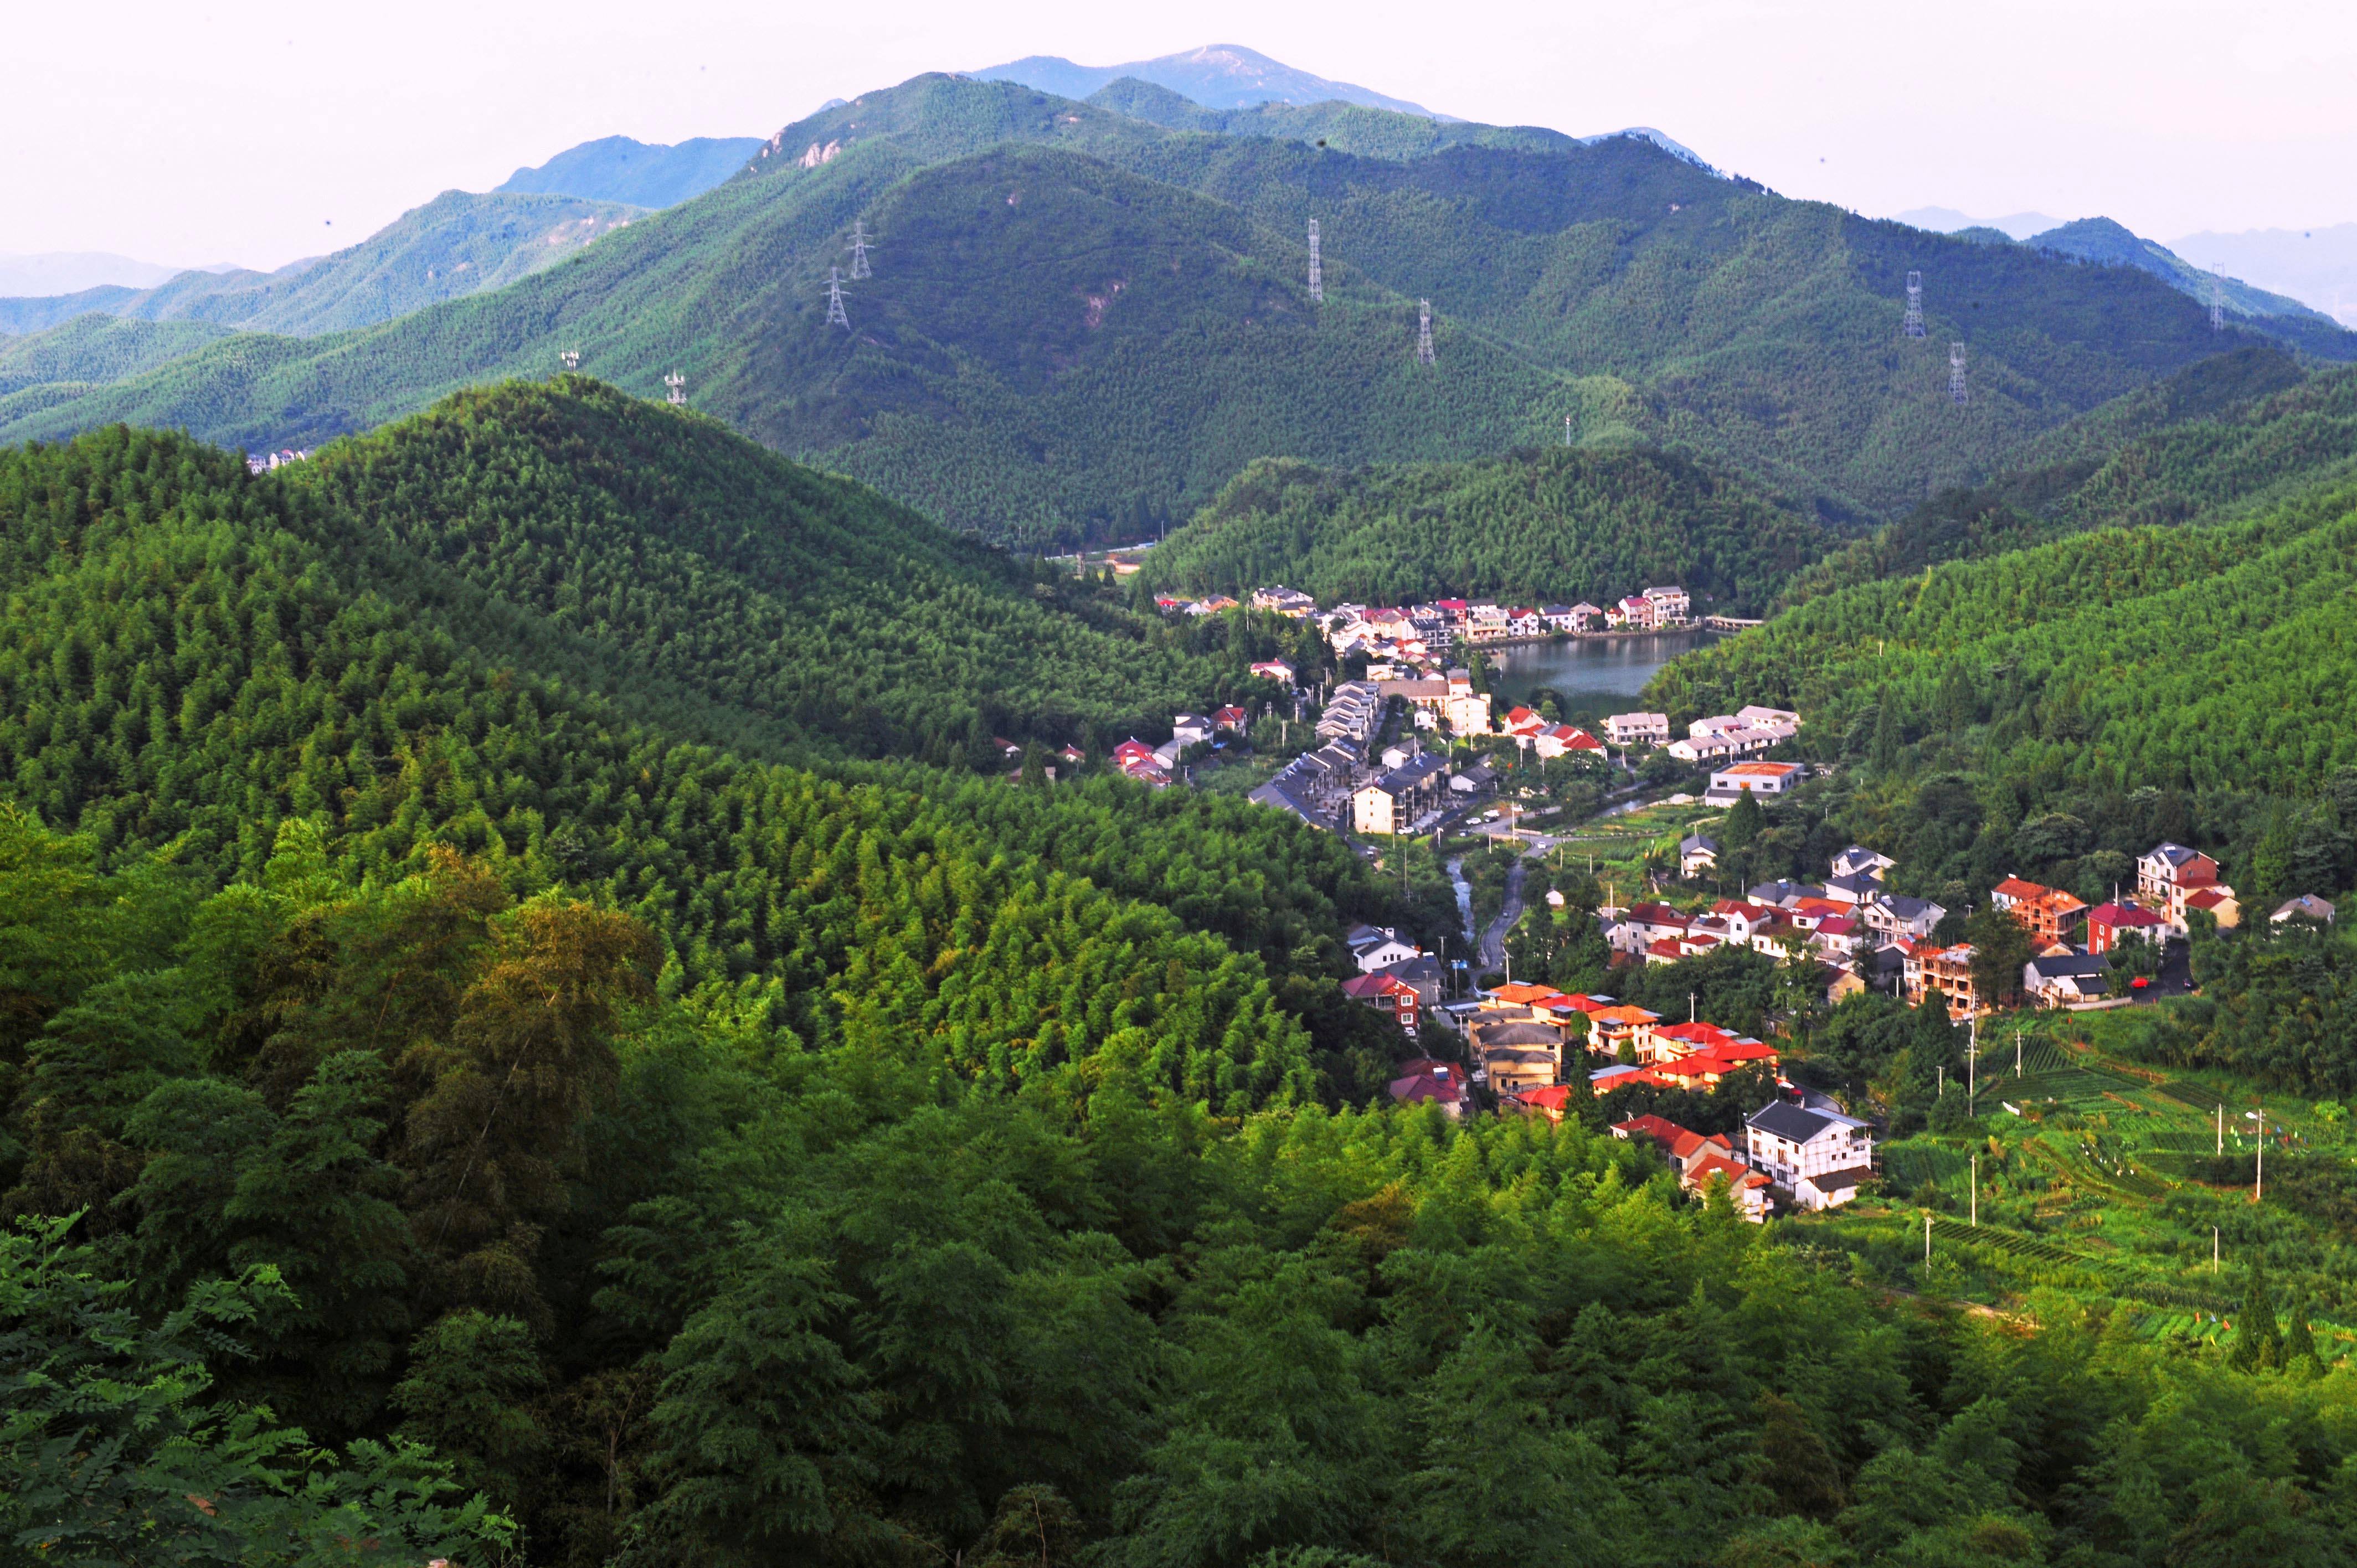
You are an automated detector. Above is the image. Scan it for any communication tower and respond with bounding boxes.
[560,349,580,372]
[825,265,851,329]
[1902,271,1924,337]
[663,371,686,406]
[1948,343,1968,405]
[1307,218,1322,302]
[850,220,873,280]
[1416,298,1435,365]
[2209,264,2226,331]
[1564,414,1573,447]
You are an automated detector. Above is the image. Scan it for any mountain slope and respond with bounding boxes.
[281,376,1219,753]
[979,42,1447,116]
[0,314,234,396]
[0,191,640,338]
[4,73,2338,542]
[493,133,765,207]
[1779,355,2357,602]
[2024,218,2346,354]
[1135,445,1828,613]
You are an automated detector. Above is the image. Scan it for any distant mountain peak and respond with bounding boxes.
[975,43,1452,119]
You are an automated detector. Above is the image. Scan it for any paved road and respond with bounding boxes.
[1480,854,1529,968]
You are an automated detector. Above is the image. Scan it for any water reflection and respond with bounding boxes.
[1484,630,1718,719]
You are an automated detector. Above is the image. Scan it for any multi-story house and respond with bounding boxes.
[1902,941,1979,1018]
[1989,876,2088,945]
[1745,1102,1876,1211]
[1605,711,1670,747]
[1641,585,1691,623]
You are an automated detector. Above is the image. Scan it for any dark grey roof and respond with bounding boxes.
[1473,1021,1567,1049]
[1826,872,1882,897]
[1377,956,1444,987]
[1682,834,1720,855]
[1876,894,1943,920]
[2029,953,2111,979]
[1804,1165,1876,1193]
[1748,1100,1846,1143]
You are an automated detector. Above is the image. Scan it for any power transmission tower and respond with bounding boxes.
[1416,298,1435,365]
[2209,263,2226,330]
[560,349,580,372]
[1948,342,1968,405]
[1903,270,1924,337]
[849,220,873,280]
[663,371,686,406]
[825,265,851,329]
[1307,218,1322,302]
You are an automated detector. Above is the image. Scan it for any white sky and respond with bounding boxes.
[5,0,2351,269]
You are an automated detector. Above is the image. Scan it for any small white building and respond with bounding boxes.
[1744,1101,1876,1211]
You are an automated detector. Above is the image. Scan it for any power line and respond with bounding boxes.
[850,219,874,280]
[1903,270,1925,338]
[1416,298,1435,365]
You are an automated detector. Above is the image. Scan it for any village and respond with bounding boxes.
[1074,580,2345,1225]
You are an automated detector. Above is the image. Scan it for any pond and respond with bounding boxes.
[1484,630,1718,721]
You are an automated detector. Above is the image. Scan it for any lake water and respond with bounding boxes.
[1485,630,1717,720]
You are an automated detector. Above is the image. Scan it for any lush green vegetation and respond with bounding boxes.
[12,367,2357,1564]
[0,191,645,339]
[276,375,1218,753]
[5,73,2330,545]
[0,314,234,395]
[1135,444,1828,611]
[1783,356,2356,603]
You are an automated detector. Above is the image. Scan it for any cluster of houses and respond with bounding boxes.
[1107,709,1249,788]
[245,447,312,474]
[1612,1103,1877,1221]
[1635,840,1946,990]
[1376,972,1876,1221]
[1155,583,1697,667]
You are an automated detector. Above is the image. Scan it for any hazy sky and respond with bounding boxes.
[7,0,2351,268]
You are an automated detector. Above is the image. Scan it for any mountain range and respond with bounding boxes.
[6,68,2339,549]
[977,43,1450,118]
[493,133,765,207]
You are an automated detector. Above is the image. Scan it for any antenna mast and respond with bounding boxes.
[1307,218,1323,302]
[825,265,851,329]
[559,349,580,372]
[850,220,873,280]
[663,371,686,406]
[1416,298,1435,365]
[1903,270,1925,337]
[1948,342,1968,405]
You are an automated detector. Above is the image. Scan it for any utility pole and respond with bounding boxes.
[663,371,686,406]
[1968,1015,1977,1113]
[1949,342,1968,405]
[825,265,851,329]
[1938,1064,1944,1097]
[1307,217,1323,302]
[1903,270,1925,337]
[1970,1154,1978,1227]
[2252,1107,2265,1202]
[2216,1102,2223,1156]
[849,219,874,280]
[1564,414,1573,447]
[2015,1029,2022,1079]
[1416,299,1435,365]
[1690,991,1697,1023]
[1924,1211,1932,1264]
[2213,1226,2220,1274]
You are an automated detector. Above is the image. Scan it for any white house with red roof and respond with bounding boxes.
[1533,724,1605,759]
[1248,659,1296,685]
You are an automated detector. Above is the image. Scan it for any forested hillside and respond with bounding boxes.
[1779,357,2357,602]
[1135,443,1829,611]
[0,190,642,338]
[9,380,2357,1564]
[2,72,2329,544]
[274,376,1218,754]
